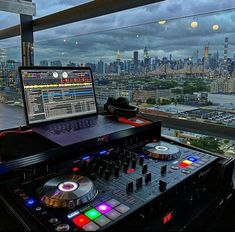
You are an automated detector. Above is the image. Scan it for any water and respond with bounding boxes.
[0,103,26,130]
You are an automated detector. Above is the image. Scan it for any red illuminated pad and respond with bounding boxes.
[163,212,173,224]
[179,162,189,168]
[73,215,90,227]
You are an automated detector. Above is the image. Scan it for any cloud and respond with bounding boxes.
[1,0,235,64]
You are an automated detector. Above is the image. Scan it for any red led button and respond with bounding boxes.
[73,167,79,172]
[73,215,90,228]
[179,162,189,168]
[163,212,173,224]
[127,168,135,173]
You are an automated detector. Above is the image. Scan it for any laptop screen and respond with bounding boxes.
[20,67,98,125]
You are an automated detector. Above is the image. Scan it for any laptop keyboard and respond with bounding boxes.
[42,119,97,135]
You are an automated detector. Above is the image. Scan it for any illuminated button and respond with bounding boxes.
[115,204,130,214]
[35,207,41,211]
[127,168,135,173]
[73,167,79,172]
[106,199,120,208]
[179,162,189,168]
[80,206,92,213]
[187,156,198,162]
[67,210,80,219]
[73,215,90,227]
[55,224,70,231]
[96,203,112,214]
[25,198,35,206]
[188,166,197,170]
[182,160,193,165]
[82,221,100,231]
[105,209,121,220]
[85,209,101,220]
[94,215,111,227]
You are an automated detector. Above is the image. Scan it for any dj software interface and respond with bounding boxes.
[21,69,97,124]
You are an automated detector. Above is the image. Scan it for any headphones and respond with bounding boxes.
[104,97,139,118]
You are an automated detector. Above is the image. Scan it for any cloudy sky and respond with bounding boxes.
[1,0,235,64]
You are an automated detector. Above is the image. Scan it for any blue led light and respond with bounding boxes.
[67,210,80,219]
[187,156,198,162]
[82,156,90,161]
[25,198,35,206]
[99,150,108,156]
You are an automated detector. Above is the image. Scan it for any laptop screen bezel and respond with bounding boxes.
[19,66,99,127]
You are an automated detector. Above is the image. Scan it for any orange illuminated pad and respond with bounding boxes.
[182,160,193,165]
[73,215,90,227]
[179,162,189,168]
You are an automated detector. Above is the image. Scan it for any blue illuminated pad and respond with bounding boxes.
[187,156,198,162]
[25,198,35,206]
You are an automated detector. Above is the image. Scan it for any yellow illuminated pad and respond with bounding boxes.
[182,160,193,165]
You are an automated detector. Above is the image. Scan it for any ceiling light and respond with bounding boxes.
[191,21,198,28]
[158,20,167,25]
[212,24,220,31]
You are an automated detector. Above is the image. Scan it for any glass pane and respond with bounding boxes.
[0,44,25,130]
[0,11,18,30]
[34,7,235,131]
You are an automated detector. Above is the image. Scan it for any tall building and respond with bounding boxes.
[116,49,121,75]
[204,43,209,58]
[40,60,48,66]
[133,51,138,72]
[143,47,151,71]
[97,59,105,75]
[224,37,229,64]
[192,50,199,64]
[51,60,62,66]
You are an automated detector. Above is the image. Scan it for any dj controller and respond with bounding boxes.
[0,121,234,231]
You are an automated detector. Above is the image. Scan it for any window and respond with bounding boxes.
[34,6,235,131]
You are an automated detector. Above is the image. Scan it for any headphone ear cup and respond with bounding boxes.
[104,97,115,111]
[116,97,129,108]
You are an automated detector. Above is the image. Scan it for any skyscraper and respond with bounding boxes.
[204,43,209,59]
[97,59,105,75]
[116,49,121,75]
[133,51,138,72]
[224,37,229,64]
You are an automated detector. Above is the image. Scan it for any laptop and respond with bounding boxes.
[19,66,133,146]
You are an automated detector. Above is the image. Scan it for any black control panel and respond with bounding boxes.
[1,121,231,231]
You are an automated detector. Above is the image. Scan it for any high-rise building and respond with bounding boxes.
[143,47,151,71]
[40,60,49,66]
[204,43,209,58]
[133,51,138,70]
[51,60,62,66]
[224,37,229,64]
[97,59,105,75]
[192,50,199,64]
[116,49,121,75]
